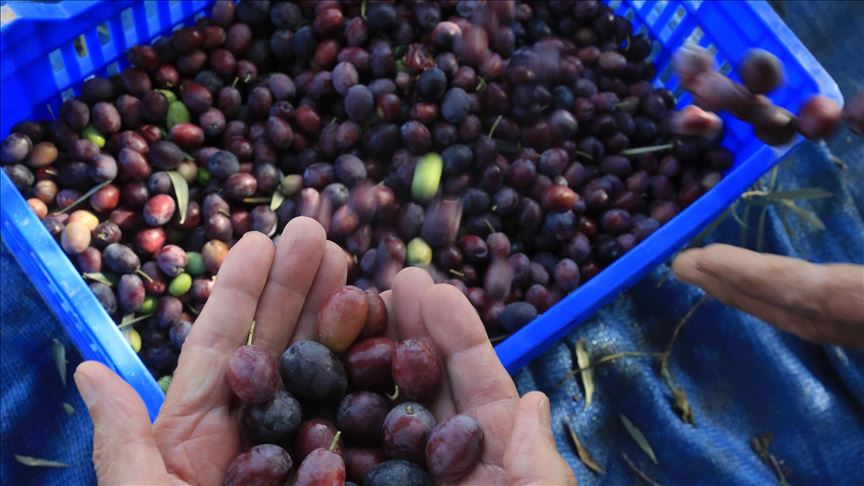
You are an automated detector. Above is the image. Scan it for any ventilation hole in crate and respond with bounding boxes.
[659,64,674,83]
[609,0,622,10]
[172,23,184,32]
[145,0,158,18]
[195,11,207,21]
[61,88,75,101]
[633,0,646,9]
[121,7,134,31]
[706,43,718,55]
[49,49,65,74]
[685,26,704,44]
[73,35,89,58]
[659,6,685,41]
[689,0,703,8]
[646,0,668,24]
[624,9,636,21]
[169,0,179,6]
[97,22,111,45]
[106,61,121,75]
[718,60,732,75]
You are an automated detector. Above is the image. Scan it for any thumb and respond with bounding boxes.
[504,391,577,486]
[75,361,172,485]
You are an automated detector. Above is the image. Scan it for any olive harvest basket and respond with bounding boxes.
[0,0,841,420]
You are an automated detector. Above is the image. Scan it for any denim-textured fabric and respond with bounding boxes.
[1,2,862,485]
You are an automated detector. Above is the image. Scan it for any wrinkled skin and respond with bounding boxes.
[74,217,576,485]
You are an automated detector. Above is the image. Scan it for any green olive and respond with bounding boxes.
[156,89,178,103]
[140,296,157,314]
[411,152,443,202]
[166,101,191,128]
[407,238,433,267]
[82,125,106,148]
[186,251,205,276]
[169,273,192,296]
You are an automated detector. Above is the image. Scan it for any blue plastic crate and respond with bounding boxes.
[0,0,841,420]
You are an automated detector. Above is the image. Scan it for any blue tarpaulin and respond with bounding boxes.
[1,2,862,484]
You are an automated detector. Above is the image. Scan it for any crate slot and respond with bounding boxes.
[145,0,158,18]
[106,61,121,75]
[646,0,669,24]
[49,49,66,74]
[73,35,89,58]
[121,7,134,33]
[685,25,704,44]
[97,22,112,45]
[61,88,75,101]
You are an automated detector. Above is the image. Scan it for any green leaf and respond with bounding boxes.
[730,202,749,229]
[575,340,594,410]
[270,191,286,212]
[739,203,752,248]
[566,422,605,474]
[756,205,770,252]
[691,207,729,246]
[242,197,271,204]
[15,455,68,468]
[765,188,833,201]
[779,200,826,231]
[53,180,112,214]
[52,338,66,388]
[620,415,658,464]
[620,143,674,156]
[118,313,154,329]
[167,171,189,225]
[83,272,114,287]
[63,402,75,416]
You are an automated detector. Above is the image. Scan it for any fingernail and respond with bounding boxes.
[536,394,551,428]
[74,371,97,409]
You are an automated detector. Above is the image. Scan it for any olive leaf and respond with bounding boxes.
[243,197,271,204]
[566,422,605,474]
[15,455,68,468]
[575,339,594,410]
[778,200,825,231]
[118,313,154,329]
[51,338,66,388]
[83,272,114,287]
[620,415,658,464]
[53,180,112,214]
[620,143,673,156]
[621,452,660,486]
[764,188,832,201]
[167,170,189,225]
[270,191,286,211]
[63,402,75,416]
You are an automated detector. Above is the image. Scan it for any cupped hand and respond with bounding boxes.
[74,217,575,485]
[673,243,864,347]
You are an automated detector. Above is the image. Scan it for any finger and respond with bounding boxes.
[75,362,173,485]
[168,232,274,409]
[253,218,327,356]
[674,253,864,344]
[391,267,434,339]
[674,245,864,344]
[292,240,348,342]
[421,284,518,413]
[379,290,399,340]
[503,392,577,486]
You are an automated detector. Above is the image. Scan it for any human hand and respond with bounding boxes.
[673,244,864,347]
[74,217,575,485]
